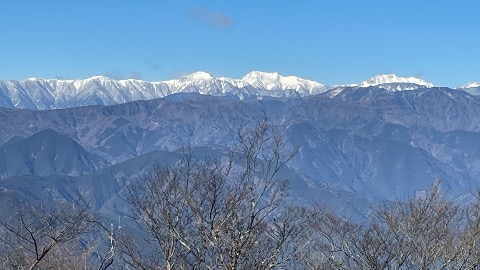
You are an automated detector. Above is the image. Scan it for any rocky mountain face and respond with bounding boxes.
[1,85,480,217]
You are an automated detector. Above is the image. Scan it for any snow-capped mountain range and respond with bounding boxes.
[0,71,328,109]
[0,71,457,110]
[357,74,434,88]
[0,71,479,110]
[461,82,480,88]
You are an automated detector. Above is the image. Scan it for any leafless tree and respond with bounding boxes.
[0,198,116,270]
[302,182,480,270]
[120,119,307,269]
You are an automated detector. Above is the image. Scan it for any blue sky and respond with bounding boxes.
[0,1,478,87]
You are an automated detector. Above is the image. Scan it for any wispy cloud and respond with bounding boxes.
[102,70,143,80]
[145,61,161,71]
[129,71,142,80]
[169,70,192,80]
[188,6,234,29]
[103,70,123,80]
[414,72,424,79]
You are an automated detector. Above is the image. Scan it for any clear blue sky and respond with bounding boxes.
[0,1,479,87]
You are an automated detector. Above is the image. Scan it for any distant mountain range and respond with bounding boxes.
[2,71,480,220]
[2,85,480,217]
[2,71,478,110]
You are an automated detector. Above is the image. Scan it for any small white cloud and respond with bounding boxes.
[188,6,234,29]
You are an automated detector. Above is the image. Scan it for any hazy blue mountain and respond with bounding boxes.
[0,129,107,177]
[1,86,480,206]
[0,146,370,223]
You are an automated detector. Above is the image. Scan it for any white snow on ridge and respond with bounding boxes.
[183,71,214,80]
[359,74,434,88]
[461,82,480,89]
[239,71,328,94]
[0,71,441,109]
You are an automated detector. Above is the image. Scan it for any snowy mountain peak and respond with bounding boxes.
[241,71,327,93]
[87,75,113,81]
[460,82,480,89]
[25,77,44,81]
[359,74,434,88]
[242,71,280,81]
[182,71,214,81]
